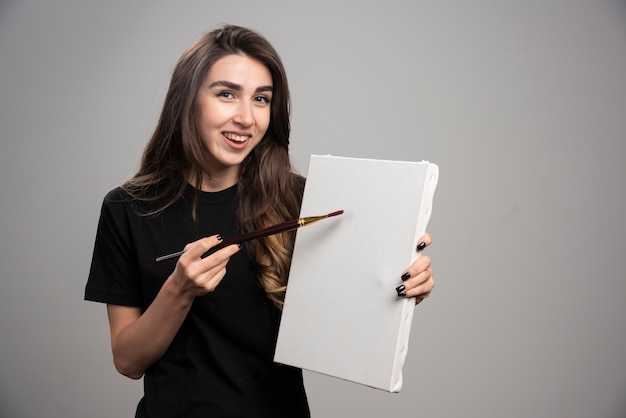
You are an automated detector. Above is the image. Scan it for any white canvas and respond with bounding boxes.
[274,155,439,392]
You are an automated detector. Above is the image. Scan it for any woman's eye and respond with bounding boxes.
[217,91,235,99]
[255,95,271,105]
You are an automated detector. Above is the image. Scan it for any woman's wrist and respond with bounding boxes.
[161,275,197,308]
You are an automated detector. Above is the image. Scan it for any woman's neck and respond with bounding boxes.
[187,168,238,192]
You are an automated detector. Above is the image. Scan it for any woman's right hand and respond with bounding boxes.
[168,235,241,299]
[108,235,239,379]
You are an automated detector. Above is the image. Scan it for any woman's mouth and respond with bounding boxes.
[223,132,250,143]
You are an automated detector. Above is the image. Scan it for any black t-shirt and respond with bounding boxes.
[85,184,309,418]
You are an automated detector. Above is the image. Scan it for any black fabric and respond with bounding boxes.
[85,184,309,418]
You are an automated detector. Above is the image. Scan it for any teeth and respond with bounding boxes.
[224,133,249,142]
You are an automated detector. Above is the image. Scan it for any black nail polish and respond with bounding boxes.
[416,242,426,251]
[401,272,411,281]
[217,234,223,241]
[396,285,406,296]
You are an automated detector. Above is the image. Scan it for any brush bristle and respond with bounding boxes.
[327,210,344,217]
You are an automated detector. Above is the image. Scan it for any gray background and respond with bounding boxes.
[1,1,625,417]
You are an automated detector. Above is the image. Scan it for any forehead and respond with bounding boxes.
[205,54,272,87]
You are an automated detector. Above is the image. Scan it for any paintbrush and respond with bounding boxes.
[155,210,344,262]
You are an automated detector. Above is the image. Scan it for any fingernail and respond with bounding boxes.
[401,272,411,281]
[217,234,223,241]
[416,242,426,251]
[396,285,406,296]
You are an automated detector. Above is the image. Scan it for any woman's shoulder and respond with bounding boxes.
[102,186,130,203]
[100,184,159,215]
[96,187,140,222]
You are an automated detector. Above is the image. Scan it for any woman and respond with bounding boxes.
[85,24,434,418]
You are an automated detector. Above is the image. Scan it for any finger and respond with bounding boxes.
[181,235,224,261]
[211,242,241,258]
[194,243,242,291]
[404,272,434,298]
[193,264,229,292]
[198,243,240,274]
[191,239,240,275]
[415,232,432,251]
[396,268,434,298]
[175,236,230,282]
[175,241,239,294]
[399,255,431,283]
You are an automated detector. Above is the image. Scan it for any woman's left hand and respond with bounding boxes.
[395,233,434,304]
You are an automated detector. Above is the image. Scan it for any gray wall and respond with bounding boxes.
[1,1,625,417]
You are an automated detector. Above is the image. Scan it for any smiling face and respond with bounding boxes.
[194,54,273,190]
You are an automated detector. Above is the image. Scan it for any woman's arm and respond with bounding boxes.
[106,235,240,379]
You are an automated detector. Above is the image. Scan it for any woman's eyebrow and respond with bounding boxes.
[208,80,273,93]
[256,85,273,93]
[208,80,241,90]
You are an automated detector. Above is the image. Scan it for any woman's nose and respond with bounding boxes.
[233,101,254,126]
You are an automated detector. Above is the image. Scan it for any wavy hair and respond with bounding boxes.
[122,25,303,308]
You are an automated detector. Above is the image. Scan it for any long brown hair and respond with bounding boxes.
[123,25,303,308]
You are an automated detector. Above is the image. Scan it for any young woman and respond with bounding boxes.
[85,24,434,418]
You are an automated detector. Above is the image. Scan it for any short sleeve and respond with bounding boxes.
[84,188,142,307]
